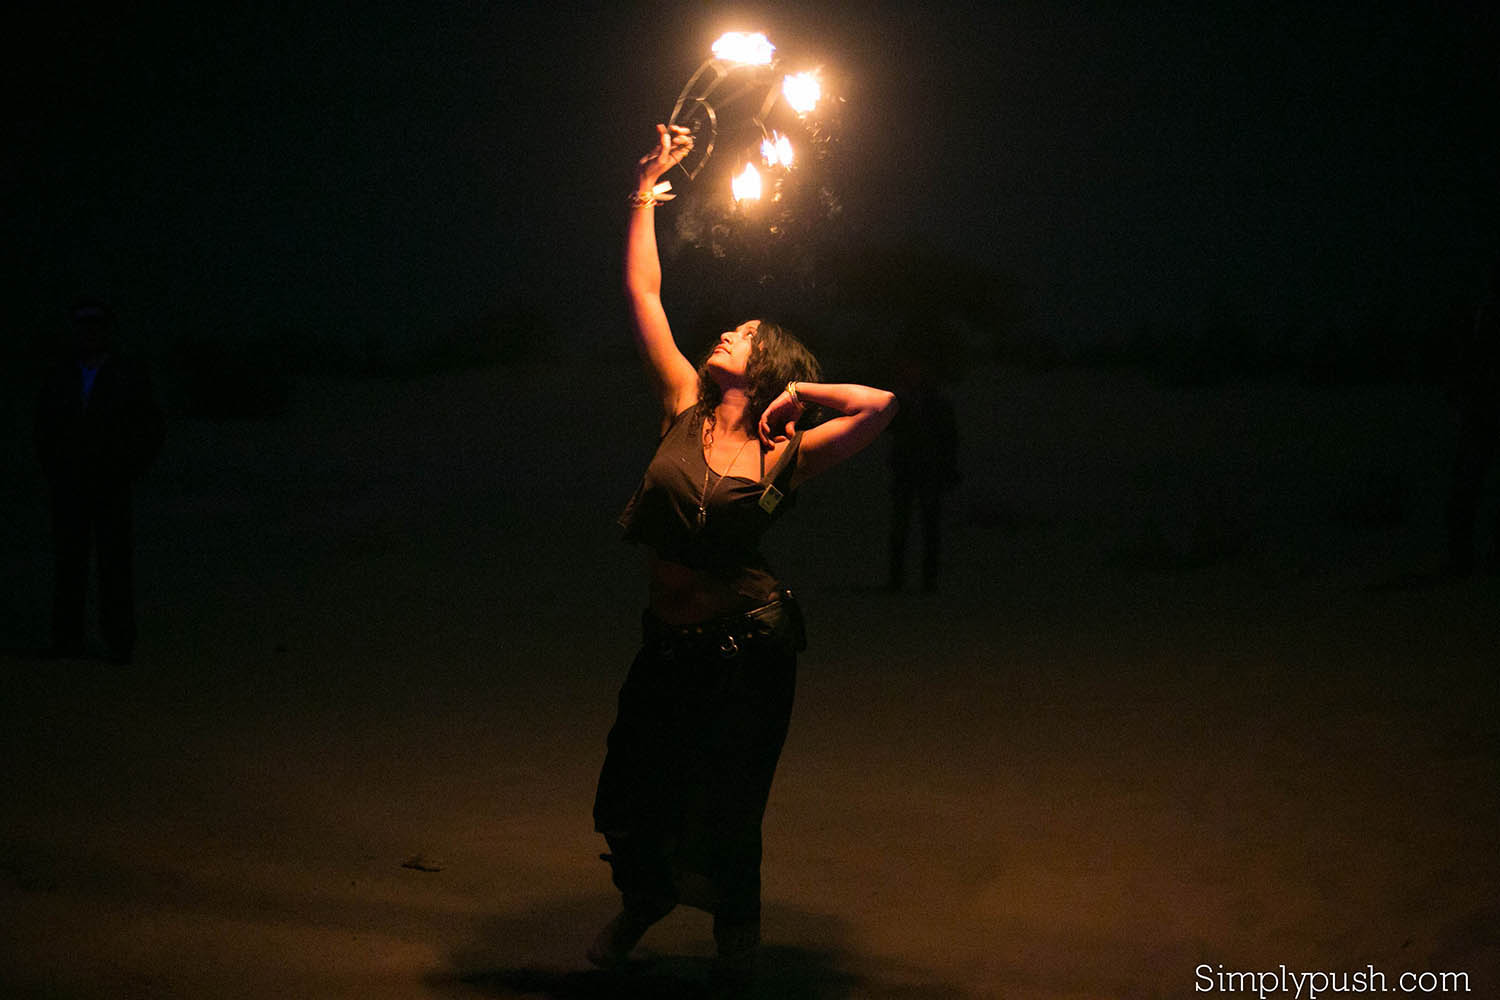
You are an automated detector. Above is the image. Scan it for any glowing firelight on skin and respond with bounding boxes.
[711,32,775,66]
[781,71,821,114]
[761,132,794,168]
[732,162,763,202]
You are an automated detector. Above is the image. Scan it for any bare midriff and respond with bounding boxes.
[646,551,762,624]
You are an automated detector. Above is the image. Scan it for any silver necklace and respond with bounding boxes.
[698,434,754,530]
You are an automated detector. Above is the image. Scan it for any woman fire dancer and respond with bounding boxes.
[590,124,897,983]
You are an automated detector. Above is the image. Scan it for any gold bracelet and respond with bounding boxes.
[786,380,800,403]
[628,182,675,209]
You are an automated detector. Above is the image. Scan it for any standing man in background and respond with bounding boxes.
[36,297,164,663]
[887,347,960,592]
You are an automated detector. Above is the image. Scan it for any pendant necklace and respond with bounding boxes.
[698,434,754,530]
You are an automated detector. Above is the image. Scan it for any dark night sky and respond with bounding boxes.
[7,1,1497,358]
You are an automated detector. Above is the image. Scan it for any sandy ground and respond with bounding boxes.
[2,362,1497,999]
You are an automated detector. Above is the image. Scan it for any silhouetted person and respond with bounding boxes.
[1444,263,1500,577]
[35,298,164,662]
[886,351,959,591]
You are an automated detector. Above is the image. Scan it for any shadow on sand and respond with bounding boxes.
[432,899,964,1000]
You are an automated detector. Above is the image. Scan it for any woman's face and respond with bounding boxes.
[706,320,760,382]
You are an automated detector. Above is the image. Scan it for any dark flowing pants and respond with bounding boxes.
[594,626,796,925]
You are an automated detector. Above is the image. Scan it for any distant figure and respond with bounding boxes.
[1444,263,1500,576]
[35,297,164,662]
[590,124,897,989]
[886,351,960,591]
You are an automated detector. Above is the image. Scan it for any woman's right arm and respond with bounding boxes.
[627,124,700,428]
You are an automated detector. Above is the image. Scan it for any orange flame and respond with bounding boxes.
[781,71,821,114]
[712,32,775,66]
[731,162,763,201]
[761,132,795,168]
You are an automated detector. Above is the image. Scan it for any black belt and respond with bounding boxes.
[642,590,806,659]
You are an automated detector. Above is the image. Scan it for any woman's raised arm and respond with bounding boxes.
[626,124,700,427]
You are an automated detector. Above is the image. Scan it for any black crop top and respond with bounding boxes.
[619,406,802,601]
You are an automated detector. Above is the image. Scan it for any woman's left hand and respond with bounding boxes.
[758,389,804,447]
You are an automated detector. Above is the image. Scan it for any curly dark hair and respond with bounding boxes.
[694,320,823,437]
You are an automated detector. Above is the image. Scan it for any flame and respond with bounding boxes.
[781,71,821,114]
[712,32,775,66]
[761,132,794,168]
[731,162,763,201]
